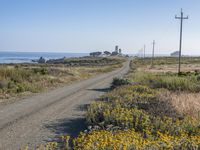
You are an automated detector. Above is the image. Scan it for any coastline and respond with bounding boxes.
[0,56,125,104]
[0,51,89,64]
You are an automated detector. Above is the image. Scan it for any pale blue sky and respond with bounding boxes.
[0,0,200,55]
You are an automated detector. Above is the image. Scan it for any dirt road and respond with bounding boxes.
[0,61,130,150]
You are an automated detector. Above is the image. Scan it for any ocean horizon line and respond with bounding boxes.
[0,51,89,54]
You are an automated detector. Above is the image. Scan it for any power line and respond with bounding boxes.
[175,8,189,74]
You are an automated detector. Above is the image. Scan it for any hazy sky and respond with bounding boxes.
[0,0,200,55]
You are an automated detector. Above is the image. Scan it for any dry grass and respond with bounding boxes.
[168,92,200,118]
[0,63,122,102]
[131,58,200,119]
[137,64,200,73]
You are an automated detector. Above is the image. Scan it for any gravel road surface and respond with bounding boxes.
[0,61,130,150]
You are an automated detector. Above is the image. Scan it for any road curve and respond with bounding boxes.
[0,61,130,150]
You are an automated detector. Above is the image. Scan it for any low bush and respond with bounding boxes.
[87,102,199,136]
[111,77,131,88]
[73,129,200,150]
[83,84,200,149]
[33,67,48,75]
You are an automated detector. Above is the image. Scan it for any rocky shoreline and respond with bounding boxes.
[33,56,124,66]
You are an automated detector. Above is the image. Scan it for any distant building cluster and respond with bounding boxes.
[170,51,179,57]
[89,45,123,57]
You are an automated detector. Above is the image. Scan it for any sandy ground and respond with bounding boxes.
[0,61,130,150]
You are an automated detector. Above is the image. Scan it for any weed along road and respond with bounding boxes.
[0,61,130,150]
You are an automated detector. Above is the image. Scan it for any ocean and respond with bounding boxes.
[0,51,88,64]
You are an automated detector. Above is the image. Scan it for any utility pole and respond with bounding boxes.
[143,45,146,59]
[151,40,155,67]
[175,8,188,74]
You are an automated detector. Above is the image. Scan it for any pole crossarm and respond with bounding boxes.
[175,16,189,19]
[175,16,181,19]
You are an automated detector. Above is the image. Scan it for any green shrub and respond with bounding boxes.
[86,84,200,137]
[111,77,131,88]
[16,84,26,93]
[33,67,48,75]
[73,129,200,150]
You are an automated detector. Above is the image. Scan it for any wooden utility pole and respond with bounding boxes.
[175,8,188,74]
[143,45,146,59]
[151,40,155,67]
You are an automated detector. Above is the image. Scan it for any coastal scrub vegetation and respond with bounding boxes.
[0,57,124,101]
[47,56,124,66]
[129,71,200,92]
[72,58,200,150]
[22,57,200,150]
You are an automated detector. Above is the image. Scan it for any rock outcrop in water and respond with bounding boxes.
[38,57,46,63]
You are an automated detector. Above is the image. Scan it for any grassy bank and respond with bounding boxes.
[0,57,124,101]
